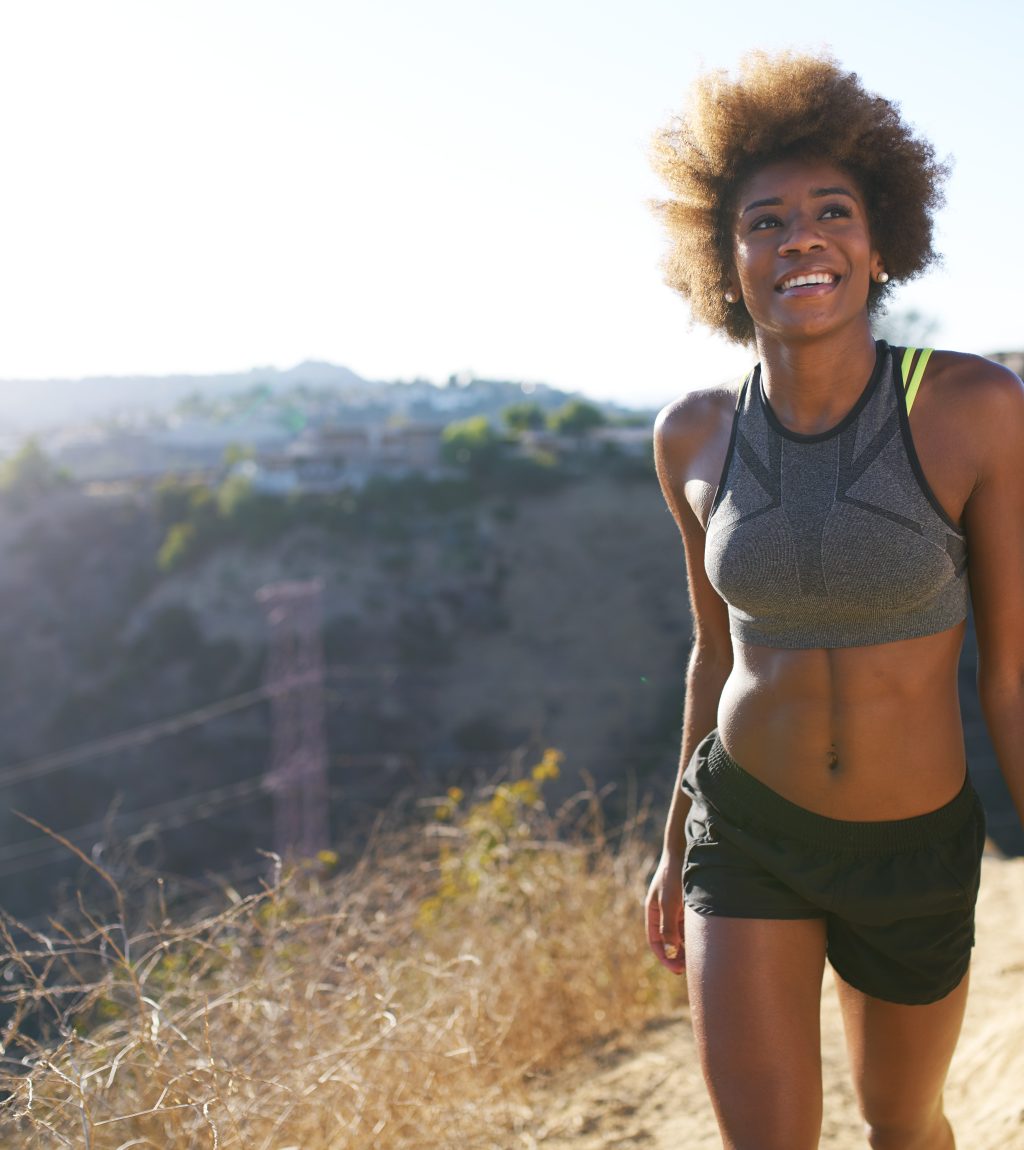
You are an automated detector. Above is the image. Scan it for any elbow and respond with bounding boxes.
[688,634,734,683]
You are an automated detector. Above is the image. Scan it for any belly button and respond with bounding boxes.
[827,747,840,772]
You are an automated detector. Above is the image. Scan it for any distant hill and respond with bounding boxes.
[0,361,371,432]
[0,362,652,445]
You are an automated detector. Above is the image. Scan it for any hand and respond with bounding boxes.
[645,852,686,974]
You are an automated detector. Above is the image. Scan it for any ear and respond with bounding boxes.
[870,251,886,283]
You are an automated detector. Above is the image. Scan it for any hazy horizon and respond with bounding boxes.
[1,1,1021,408]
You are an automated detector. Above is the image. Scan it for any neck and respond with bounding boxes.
[755,322,879,436]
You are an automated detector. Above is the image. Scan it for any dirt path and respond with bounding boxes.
[528,857,1024,1148]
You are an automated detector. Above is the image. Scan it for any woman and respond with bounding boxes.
[644,53,1024,1150]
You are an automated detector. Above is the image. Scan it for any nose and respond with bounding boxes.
[778,214,826,256]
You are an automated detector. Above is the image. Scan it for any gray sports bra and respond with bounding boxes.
[704,341,968,649]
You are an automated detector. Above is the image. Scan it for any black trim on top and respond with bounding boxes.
[890,346,966,537]
[707,374,747,522]
[757,340,888,444]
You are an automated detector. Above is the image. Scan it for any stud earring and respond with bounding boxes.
[875,271,889,284]
[724,290,738,303]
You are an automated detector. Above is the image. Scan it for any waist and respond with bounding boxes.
[715,628,967,817]
[683,730,978,855]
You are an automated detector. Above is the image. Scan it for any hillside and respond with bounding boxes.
[0,458,1019,921]
[0,469,692,916]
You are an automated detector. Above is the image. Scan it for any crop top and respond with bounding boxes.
[703,341,968,649]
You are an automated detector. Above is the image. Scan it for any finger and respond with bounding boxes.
[646,897,686,974]
[652,938,686,974]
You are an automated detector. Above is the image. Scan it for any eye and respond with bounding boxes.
[750,215,781,231]
[820,203,853,220]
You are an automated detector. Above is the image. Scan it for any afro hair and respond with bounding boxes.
[651,52,949,344]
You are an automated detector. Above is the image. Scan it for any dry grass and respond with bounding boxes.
[0,754,678,1148]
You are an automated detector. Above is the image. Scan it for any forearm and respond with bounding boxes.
[980,677,1024,827]
[662,644,733,857]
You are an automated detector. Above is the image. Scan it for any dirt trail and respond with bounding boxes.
[528,857,1024,1148]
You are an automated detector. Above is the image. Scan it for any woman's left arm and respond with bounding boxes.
[962,360,1024,825]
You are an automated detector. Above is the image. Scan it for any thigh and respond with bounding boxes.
[834,967,970,1132]
[685,908,828,1150]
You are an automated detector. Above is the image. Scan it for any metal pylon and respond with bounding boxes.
[256,578,329,858]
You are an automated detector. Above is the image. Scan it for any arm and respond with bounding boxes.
[645,391,734,973]
[962,363,1024,825]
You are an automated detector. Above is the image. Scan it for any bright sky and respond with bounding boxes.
[0,0,1020,408]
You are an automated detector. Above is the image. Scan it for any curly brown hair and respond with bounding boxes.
[651,52,949,344]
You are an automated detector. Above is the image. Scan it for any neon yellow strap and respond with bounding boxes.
[901,347,933,414]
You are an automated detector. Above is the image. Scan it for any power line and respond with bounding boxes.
[0,777,267,878]
[0,675,320,791]
[0,662,678,792]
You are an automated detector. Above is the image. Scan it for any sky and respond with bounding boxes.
[0,0,1021,409]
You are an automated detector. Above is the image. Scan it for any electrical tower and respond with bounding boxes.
[256,578,330,858]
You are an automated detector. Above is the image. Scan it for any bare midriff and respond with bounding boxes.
[715,622,968,820]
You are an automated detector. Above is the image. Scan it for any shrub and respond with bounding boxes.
[156,520,199,572]
[440,416,505,474]
[0,438,71,510]
[547,400,606,437]
[0,758,677,1148]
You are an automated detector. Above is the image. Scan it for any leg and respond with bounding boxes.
[834,968,970,1150]
[685,907,827,1150]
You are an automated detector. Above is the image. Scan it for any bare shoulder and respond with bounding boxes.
[926,351,1024,458]
[653,381,740,470]
[653,378,744,526]
[928,350,1024,417]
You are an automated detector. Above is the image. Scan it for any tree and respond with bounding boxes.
[0,437,71,509]
[548,400,606,437]
[440,416,504,473]
[501,402,546,434]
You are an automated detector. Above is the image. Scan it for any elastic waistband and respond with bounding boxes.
[689,732,978,856]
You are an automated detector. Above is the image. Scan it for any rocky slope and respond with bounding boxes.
[0,466,1018,920]
[0,471,692,916]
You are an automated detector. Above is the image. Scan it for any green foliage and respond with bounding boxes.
[216,472,256,519]
[547,399,606,436]
[223,442,256,468]
[157,521,199,572]
[418,749,563,927]
[0,437,71,509]
[149,409,585,572]
[440,416,504,473]
[501,402,546,433]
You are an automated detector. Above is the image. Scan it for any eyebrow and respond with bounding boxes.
[740,186,857,216]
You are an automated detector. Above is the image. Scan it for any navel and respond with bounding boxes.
[826,745,841,773]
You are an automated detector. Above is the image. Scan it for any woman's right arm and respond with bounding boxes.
[645,390,735,974]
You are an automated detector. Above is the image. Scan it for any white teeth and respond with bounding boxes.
[781,273,835,291]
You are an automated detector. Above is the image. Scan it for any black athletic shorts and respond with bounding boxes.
[681,730,986,1006]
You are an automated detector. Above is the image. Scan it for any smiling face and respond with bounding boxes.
[727,157,885,345]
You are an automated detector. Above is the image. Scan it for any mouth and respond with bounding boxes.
[776,271,840,294]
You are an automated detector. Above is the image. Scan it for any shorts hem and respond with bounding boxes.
[828,956,971,1006]
[685,899,825,921]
